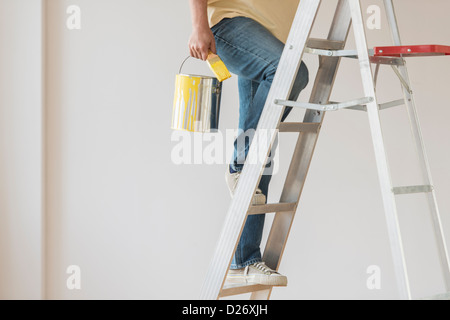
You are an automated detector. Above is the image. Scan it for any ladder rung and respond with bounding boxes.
[392,185,434,195]
[378,99,405,111]
[248,202,296,215]
[328,98,405,112]
[306,38,345,50]
[278,122,321,133]
[275,97,374,112]
[219,284,272,298]
[421,291,450,300]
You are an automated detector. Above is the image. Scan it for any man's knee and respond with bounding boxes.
[264,62,279,83]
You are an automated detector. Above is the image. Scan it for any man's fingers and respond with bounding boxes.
[194,45,207,61]
[188,29,216,60]
[189,47,195,59]
[193,49,200,60]
[210,39,217,55]
[189,43,204,60]
[190,47,200,60]
[201,49,209,61]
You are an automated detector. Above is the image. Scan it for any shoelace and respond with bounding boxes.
[244,262,279,277]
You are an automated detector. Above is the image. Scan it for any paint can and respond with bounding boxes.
[172,57,222,133]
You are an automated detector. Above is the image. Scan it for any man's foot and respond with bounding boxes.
[225,167,266,205]
[226,262,288,286]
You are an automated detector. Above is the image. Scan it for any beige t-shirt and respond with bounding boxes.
[207,0,300,43]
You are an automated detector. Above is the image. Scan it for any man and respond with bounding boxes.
[188,0,309,286]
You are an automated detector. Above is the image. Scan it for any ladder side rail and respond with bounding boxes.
[383,0,450,291]
[349,0,412,300]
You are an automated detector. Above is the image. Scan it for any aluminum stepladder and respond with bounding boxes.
[200,0,450,300]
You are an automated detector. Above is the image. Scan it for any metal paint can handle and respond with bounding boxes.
[178,56,191,74]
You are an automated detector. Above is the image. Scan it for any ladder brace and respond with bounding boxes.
[305,47,371,57]
[328,98,405,112]
[391,65,413,94]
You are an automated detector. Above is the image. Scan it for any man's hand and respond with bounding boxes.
[189,27,216,61]
[188,0,216,61]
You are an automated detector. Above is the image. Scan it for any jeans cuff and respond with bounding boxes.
[230,258,262,270]
[229,163,242,174]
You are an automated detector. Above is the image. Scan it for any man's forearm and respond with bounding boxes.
[188,0,215,60]
[189,0,209,30]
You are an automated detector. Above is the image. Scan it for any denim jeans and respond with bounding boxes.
[211,17,309,269]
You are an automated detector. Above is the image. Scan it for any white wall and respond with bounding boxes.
[0,0,43,299]
[1,0,450,300]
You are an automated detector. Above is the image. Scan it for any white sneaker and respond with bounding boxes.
[226,262,288,286]
[225,168,266,205]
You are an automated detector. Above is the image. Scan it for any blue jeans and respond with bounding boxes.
[211,17,309,269]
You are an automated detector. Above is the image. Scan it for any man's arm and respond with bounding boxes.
[188,0,216,61]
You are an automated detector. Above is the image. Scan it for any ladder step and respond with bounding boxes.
[306,38,344,50]
[248,202,296,215]
[392,185,434,195]
[278,122,321,133]
[219,283,272,298]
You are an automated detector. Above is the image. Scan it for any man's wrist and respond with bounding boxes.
[192,20,210,32]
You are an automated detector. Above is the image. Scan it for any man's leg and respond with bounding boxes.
[211,16,309,270]
[214,17,308,174]
[229,77,272,269]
